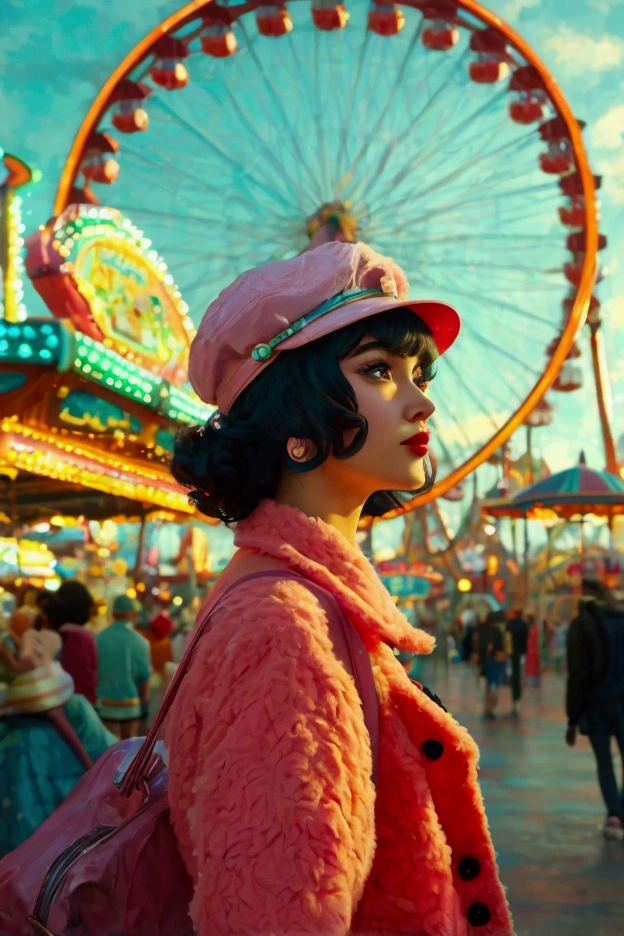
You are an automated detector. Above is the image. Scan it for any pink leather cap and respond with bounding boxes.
[189,241,460,414]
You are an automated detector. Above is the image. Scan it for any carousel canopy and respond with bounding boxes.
[483,454,624,520]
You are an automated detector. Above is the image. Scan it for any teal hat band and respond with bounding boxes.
[251,286,397,363]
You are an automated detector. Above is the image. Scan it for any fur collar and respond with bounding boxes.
[234,499,434,655]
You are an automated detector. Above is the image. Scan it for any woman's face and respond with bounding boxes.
[328,332,436,499]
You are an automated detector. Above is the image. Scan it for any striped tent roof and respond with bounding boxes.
[483,455,624,520]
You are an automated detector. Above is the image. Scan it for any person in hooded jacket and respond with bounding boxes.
[566,578,624,840]
[167,241,514,936]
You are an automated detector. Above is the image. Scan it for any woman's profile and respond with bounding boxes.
[168,241,514,936]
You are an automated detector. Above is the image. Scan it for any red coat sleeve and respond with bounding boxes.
[166,577,376,936]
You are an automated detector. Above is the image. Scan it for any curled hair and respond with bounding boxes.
[172,306,438,523]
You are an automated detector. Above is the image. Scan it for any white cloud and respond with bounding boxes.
[587,0,621,13]
[592,104,624,150]
[501,0,541,22]
[437,411,508,449]
[602,293,624,328]
[596,150,624,202]
[544,25,624,77]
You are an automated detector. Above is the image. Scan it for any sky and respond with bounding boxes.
[1,0,624,484]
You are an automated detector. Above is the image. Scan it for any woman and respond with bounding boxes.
[167,242,514,936]
[0,626,115,857]
[37,581,99,704]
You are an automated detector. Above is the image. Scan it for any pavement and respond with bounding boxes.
[422,659,624,936]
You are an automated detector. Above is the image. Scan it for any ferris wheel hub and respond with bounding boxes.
[307,200,358,245]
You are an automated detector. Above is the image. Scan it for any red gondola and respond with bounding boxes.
[256,4,294,37]
[421,1,458,51]
[311,0,349,30]
[368,3,405,36]
[469,27,508,83]
[110,80,151,134]
[149,37,189,90]
[80,132,119,185]
[508,66,546,125]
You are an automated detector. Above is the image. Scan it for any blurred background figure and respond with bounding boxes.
[506,609,529,717]
[459,608,478,663]
[474,610,509,719]
[549,618,569,677]
[566,579,624,841]
[96,595,152,739]
[37,582,99,704]
[0,625,115,857]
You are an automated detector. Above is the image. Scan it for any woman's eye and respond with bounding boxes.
[360,362,391,380]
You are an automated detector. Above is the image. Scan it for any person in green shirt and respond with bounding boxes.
[95,595,152,739]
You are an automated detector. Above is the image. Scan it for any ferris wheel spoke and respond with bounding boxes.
[348,44,466,206]
[236,21,325,205]
[146,94,301,214]
[440,355,510,429]
[120,203,296,238]
[428,388,474,449]
[286,33,333,201]
[342,19,428,190]
[365,134,536,233]
[335,31,371,185]
[459,319,543,379]
[191,75,309,216]
[356,51,478,211]
[368,170,557,232]
[407,231,561,251]
[422,268,558,331]
[310,29,332,198]
[367,178,558,239]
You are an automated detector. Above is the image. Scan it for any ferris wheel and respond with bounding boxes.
[51,0,601,519]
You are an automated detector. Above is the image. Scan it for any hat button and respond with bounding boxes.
[252,343,272,362]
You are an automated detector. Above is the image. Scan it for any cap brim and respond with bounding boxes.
[278,294,460,356]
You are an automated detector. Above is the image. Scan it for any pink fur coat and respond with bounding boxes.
[166,500,514,936]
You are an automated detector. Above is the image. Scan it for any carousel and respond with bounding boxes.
[0,153,224,602]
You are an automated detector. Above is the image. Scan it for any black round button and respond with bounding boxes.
[421,739,444,760]
[458,857,481,881]
[467,902,491,927]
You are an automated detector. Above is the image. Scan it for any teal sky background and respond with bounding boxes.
[1,0,624,481]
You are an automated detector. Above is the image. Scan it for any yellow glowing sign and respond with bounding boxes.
[457,578,473,593]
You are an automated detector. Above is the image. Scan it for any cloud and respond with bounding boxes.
[544,25,624,77]
[436,411,509,449]
[587,0,622,13]
[591,104,624,149]
[602,293,624,328]
[501,0,541,22]
[597,150,624,202]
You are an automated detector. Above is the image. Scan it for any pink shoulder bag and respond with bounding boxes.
[0,571,379,936]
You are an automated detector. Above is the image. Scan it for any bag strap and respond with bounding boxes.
[46,706,93,771]
[119,570,378,795]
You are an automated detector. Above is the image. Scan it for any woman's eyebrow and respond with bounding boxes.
[347,340,389,359]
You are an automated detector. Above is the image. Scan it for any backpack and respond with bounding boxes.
[0,571,379,936]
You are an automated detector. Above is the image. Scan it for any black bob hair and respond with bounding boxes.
[172,306,438,524]
[37,581,96,630]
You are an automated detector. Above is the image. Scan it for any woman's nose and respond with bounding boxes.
[406,386,435,422]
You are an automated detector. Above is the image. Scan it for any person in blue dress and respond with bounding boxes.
[0,623,115,858]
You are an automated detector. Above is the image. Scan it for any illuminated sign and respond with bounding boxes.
[26,205,194,385]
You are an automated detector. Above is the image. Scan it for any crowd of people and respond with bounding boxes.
[0,580,190,858]
[451,582,624,841]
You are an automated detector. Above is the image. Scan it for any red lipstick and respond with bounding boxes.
[401,431,430,457]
